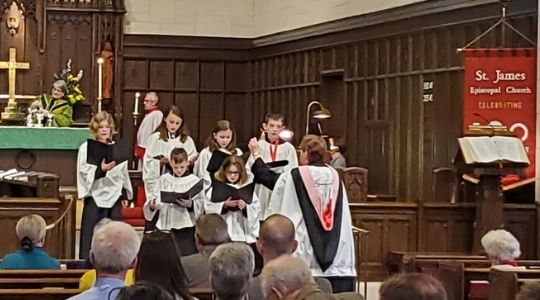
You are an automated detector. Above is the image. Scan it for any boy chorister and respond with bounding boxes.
[248,113,298,218]
[143,148,205,256]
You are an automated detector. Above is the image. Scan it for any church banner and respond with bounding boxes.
[463,48,537,183]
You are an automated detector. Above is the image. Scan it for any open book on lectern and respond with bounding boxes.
[457,136,529,165]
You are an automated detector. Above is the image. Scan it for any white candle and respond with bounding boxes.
[97,57,104,100]
[134,92,141,114]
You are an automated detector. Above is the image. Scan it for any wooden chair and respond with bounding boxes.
[432,167,458,203]
[338,167,368,203]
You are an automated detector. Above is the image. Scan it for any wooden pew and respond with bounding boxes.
[0,269,87,299]
[437,262,540,300]
[387,251,486,273]
[488,268,540,300]
[0,288,81,300]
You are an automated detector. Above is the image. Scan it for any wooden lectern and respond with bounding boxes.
[454,126,529,253]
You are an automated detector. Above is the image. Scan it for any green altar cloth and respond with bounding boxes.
[0,126,90,150]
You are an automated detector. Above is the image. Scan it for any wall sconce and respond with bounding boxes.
[305,100,332,136]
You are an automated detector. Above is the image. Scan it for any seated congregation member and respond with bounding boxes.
[77,111,132,259]
[0,214,60,270]
[379,273,447,300]
[248,214,332,299]
[249,135,356,293]
[143,148,205,255]
[481,229,521,267]
[194,120,243,187]
[209,243,254,300]
[143,105,198,231]
[260,255,362,300]
[205,156,260,243]
[79,218,134,290]
[329,138,347,169]
[135,231,194,300]
[117,281,174,300]
[68,221,140,300]
[181,214,231,289]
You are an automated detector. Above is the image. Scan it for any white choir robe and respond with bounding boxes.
[143,132,198,201]
[194,147,244,189]
[135,109,163,169]
[267,165,356,278]
[247,139,298,218]
[204,175,260,243]
[143,173,205,230]
[136,109,163,149]
[77,141,133,207]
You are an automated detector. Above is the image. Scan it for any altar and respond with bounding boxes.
[0,126,89,186]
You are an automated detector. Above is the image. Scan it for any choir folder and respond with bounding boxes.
[87,139,131,165]
[210,181,255,204]
[160,179,204,204]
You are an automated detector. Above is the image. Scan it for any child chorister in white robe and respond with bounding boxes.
[142,106,198,231]
[77,112,132,259]
[143,148,205,256]
[194,120,243,188]
[205,156,260,243]
[248,113,298,218]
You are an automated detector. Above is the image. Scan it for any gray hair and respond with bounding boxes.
[16,214,46,244]
[53,80,68,94]
[90,221,141,274]
[481,229,521,261]
[145,92,159,104]
[260,255,312,299]
[209,243,254,300]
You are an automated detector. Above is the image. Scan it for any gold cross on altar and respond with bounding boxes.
[0,48,30,120]
[0,48,30,103]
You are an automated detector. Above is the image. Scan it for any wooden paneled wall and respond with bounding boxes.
[351,202,539,280]
[249,0,537,199]
[121,35,252,156]
[121,0,536,198]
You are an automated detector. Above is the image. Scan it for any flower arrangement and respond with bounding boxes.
[55,59,85,105]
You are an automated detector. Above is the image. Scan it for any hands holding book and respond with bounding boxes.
[101,158,116,172]
[175,198,193,208]
[224,197,246,210]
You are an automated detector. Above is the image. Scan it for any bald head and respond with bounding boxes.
[260,255,312,299]
[257,214,297,264]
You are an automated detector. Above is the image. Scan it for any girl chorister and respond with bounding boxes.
[143,148,205,256]
[205,156,260,243]
[77,111,132,259]
[143,105,198,229]
[194,120,243,188]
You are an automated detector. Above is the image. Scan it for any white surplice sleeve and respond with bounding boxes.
[143,173,164,221]
[143,133,162,201]
[183,136,198,160]
[194,148,212,187]
[77,142,97,199]
[204,187,225,214]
